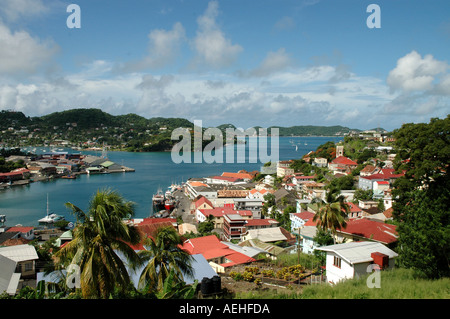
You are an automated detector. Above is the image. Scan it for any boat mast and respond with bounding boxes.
[47,193,49,217]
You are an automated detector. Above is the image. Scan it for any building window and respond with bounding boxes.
[24,262,33,272]
[333,256,341,268]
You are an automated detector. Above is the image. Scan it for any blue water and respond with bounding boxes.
[0,136,342,226]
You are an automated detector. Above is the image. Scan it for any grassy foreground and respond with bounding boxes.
[235,268,450,299]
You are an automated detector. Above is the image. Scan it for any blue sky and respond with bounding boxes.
[0,0,449,130]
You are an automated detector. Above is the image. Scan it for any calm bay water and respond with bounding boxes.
[0,136,342,226]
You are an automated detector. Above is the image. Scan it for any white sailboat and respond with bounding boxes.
[38,194,64,224]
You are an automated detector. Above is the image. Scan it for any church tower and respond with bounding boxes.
[336,145,344,158]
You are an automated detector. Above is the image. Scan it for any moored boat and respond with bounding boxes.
[62,175,76,179]
[38,194,65,225]
[164,199,175,211]
[152,188,165,208]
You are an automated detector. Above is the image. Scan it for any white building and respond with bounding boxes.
[299,226,319,254]
[264,175,275,186]
[316,241,398,285]
[313,157,327,168]
[290,211,315,233]
[0,254,20,295]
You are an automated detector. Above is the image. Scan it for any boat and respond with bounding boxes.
[0,214,6,224]
[62,175,76,179]
[164,199,175,211]
[38,213,65,224]
[38,194,65,224]
[152,188,165,208]
[154,210,170,218]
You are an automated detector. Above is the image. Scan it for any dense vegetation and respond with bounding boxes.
[392,115,449,279]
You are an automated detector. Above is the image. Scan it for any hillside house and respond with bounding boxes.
[328,156,358,175]
[233,198,264,218]
[313,157,328,168]
[196,207,252,230]
[194,196,214,210]
[0,244,39,280]
[180,235,256,273]
[335,218,398,247]
[242,227,296,245]
[222,214,248,242]
[290,211,315,233]
[317,241,398,285]
[0,255,21,295]
[5,226,35,241]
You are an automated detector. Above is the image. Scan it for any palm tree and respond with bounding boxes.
[312,190,350,244]
[55,188,142,298]
[138,226,193,292]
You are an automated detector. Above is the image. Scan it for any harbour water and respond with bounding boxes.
[0,136,342,227]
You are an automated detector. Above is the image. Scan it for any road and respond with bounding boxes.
[171,189,195,224]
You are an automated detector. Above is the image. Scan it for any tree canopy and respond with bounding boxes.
[392,116,450,279]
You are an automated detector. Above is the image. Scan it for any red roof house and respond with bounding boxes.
[336,218,398,245]
[180,235,256,269]
[330,156,358,167]
[194,196,214,210]
[328,156,358,175]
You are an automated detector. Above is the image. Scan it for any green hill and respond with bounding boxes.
[270,125,359,136]
[38,108,116,129]
[0,110,32,129]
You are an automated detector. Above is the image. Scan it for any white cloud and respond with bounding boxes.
[387,50,448,93]
[193,1,242,68]
[434,73,450,95]
[0,22,58,76]
[0,0,48,21]
[247,48,293,77]
[121,22,186,72]
[382,51,450,122]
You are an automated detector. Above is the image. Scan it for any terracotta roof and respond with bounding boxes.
[331,156,357,166]
[221,252,256,267]
[346,202,363,213]
[195,196,214,208]
[180,235,255,266]
[222,172,253,180]
[304,218,318,226]
[190,181,208,187]
[337,218,398,244]
[210,176,241,182]
[295,175,315,180]
[6,226,34,233]
[1,238,31,246]
[292,211,315,221]
[124,218,177,251]
[360,165,376,173]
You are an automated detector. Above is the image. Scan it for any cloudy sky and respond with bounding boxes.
[0,0,449,131]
